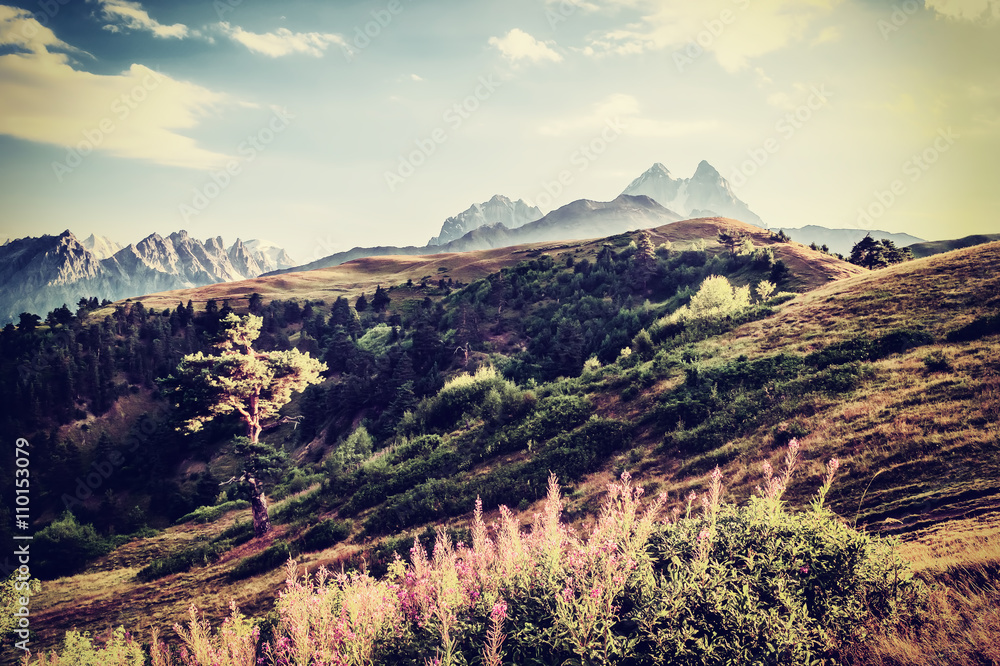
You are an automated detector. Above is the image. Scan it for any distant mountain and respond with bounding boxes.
[267,194,684,276]
[905,234,1000,259]
[244,239,296,272]
[0,230,293,324]
[428,195,542,246]
[622,161,764,226]
[80,233,123,260]
[768,226,924,257]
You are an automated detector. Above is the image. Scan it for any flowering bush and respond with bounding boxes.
[25,440,919,665]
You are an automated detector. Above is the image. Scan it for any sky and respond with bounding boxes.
[0,0,997,265]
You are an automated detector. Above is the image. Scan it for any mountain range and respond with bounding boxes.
[270,160,756,276]
[0,231,295,324]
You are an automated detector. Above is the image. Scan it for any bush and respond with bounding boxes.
[946,312,1000,342]
[60,456,919,666]
[229,542,293,581]
[299,518,352,552]
[33,512,110,579]
[174,500,250,525]
[922,349,952,372]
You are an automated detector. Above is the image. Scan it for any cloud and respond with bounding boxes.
[924,0,1000,21]
[488,28,563,64]
[0,6,232,170]
[0,5,79,54]
[584,0,842,72]
[93,0,189,39]
[538,92,717,136]
[217,22,346,57]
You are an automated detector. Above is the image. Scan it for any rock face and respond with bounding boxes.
[0,231,295,324]
[428,195,542,246]
[622,161,764,227]
[266,194,685,276]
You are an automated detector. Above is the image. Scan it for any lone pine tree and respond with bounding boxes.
[161,313,326,536]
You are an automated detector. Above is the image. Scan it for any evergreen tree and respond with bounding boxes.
[371,285,391,312]
[355,293,369,312]
[160,314,326,536]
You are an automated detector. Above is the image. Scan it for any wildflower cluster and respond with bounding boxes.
[25,442,920,665]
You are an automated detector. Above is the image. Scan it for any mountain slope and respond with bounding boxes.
[623,161,764,226]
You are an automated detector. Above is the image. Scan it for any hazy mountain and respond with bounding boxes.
[769,226,924,257]
[80,233,123,260]
[428,195,542,246]
[0,230,292,324]
[905,233,1000,259]
[267,194,683,276]
[244,239,296,271]
[622,161,764,226]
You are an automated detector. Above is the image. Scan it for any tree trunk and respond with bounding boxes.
[247,476,271,537]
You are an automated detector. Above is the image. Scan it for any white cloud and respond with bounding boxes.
[94,0,189,39]
[538,92,717,137]
[217,22,346,58]
[0,7,232,170]
[584,0,842,72]
[925,0,1000,21]
[488,28,563,64]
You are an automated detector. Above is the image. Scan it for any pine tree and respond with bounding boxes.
[160,314,326,536]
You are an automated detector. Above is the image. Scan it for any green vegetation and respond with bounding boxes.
[25,464,922,665]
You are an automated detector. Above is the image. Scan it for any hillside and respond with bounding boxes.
[8,235,999,664]
[906,233,1000,258]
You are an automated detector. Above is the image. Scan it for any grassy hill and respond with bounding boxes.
[8,231,1000,664]
[906,233,1000,258]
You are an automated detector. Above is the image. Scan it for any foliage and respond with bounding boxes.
[175,500,250,525]
[849,235,913,269]
[229,542,294,581]
[28,459,921,665]
[32,512,110,580]
[1,571,41,642]
[298,518,352,552]
[945,312,1000,343]
[665,275,751,324]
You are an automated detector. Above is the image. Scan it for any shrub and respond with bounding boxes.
[299,518,352,552]
[922,349,952,372]
[946,312,1000,342]
[46,452,920,666]
[229,542,293,581]
[175,500,250,525]
[33,512,110,579]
